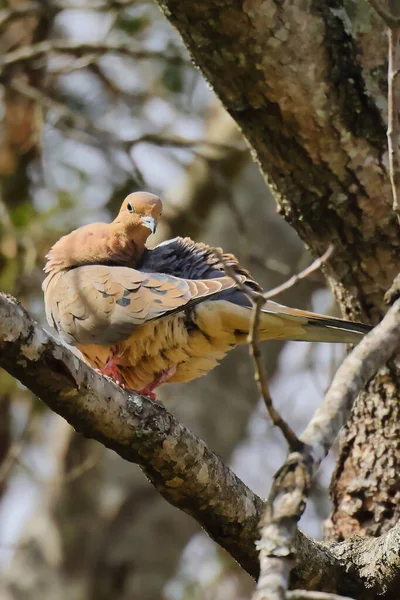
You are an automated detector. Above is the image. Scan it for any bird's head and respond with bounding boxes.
[44,191,164,276]
[114,191,163,242]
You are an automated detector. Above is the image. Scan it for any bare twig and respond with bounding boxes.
[387,26,400,221]
[286,593,355,600]
[211,249,301,450]
[10,79,237,182]
[15,445,101,485]
[367,0,400,27]
[253,298,400,599]
[367,1,400,222]
[262,244,334,301]
[0,406,35,484]
[127,132,242,152]
[214,244,335,451]
[248,295,303,452]
[9,79,148,185]
[0,40,190,72]
[0,2,41,29]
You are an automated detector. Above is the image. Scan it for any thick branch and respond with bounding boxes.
[301,297,400,457]
[1,295,400,595]
[0,294,262,577]
[255,298,400,598]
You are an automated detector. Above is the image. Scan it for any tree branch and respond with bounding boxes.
[0,40,189,72]
[286,593,354,600]
[0,1,41,28]
[254,298,400,598]
[2,295,400,595]
[0,293,263,578]
[367,0,400,27]
[366,1,400,222]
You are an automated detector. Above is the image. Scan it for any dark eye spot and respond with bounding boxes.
[127,202,136,213]
[159,211,162,216]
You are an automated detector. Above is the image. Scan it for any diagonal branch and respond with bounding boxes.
[367,0,400,27]
[248,294,302,452]
[211,249,301,449]
[254,298,400,599]
[0,293,263,577]
[2,295,400,595]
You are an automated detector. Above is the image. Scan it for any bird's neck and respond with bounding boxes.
[107,222,147,266]
[44,222,146,275]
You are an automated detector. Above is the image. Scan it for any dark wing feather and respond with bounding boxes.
[139,237,258,307]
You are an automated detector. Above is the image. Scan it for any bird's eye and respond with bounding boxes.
[127,202,136,213]
[159,211,162,216]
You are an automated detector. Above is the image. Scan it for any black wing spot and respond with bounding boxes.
[116,297,131,307]
[151,288,168,295]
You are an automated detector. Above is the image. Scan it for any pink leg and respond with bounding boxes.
[137,366,177,400]
[96,357,125,387]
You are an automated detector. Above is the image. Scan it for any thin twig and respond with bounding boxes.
[262,244,334,301]
[212,245,336,450]
[212,249,302,450]
[0,40,190,72]
[367,0,400,27]
[9,81,139,187]
[12,80,235,183]
[248,295,303,451]
[15,447,101,485]
[253,299,400,599]
[387,26,400,222]
[127,132,242,152]
[0,2,41,29]
[286,593,355,600]
[0,406,35,484]
[367,1,400,222]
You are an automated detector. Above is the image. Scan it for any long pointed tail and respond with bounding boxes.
[258,300,371,343]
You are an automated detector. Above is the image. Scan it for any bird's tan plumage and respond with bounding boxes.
[43,191,371,395]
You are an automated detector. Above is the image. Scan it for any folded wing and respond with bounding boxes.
[44,264,238,347]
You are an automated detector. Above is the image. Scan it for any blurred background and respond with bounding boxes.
[0,1,345,598]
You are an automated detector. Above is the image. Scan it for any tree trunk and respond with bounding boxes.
[155,0,400,539]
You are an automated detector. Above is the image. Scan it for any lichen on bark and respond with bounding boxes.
[154,0,400,541]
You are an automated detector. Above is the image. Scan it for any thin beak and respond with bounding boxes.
[141,216,157,234]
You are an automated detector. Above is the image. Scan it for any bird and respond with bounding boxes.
[43,191,371,399]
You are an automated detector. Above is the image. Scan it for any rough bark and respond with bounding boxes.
[154,0,400,540]
[0,293,263,579]
[4,292,400,598]
[0,98,308,599]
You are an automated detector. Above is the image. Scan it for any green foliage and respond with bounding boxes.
[163,64,184,94]
[11,202,36,229]
[116,14,149,35]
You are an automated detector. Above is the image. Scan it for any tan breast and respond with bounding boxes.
[78,302,238,390]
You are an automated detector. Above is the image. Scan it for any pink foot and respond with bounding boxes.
[96,358,125,387]
[137,366,176,400]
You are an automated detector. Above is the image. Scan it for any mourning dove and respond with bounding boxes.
[43,191,371,398]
